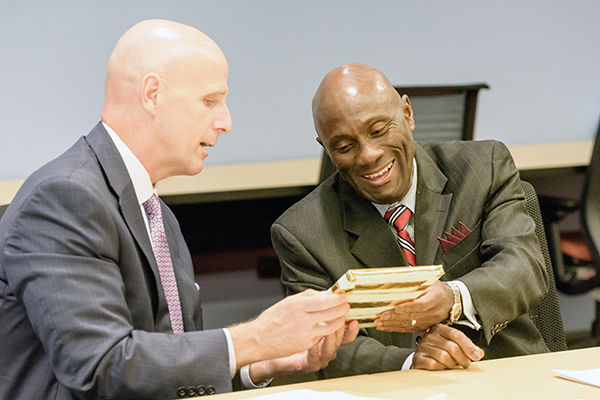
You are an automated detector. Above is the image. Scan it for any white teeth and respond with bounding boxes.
[363,161,393,179]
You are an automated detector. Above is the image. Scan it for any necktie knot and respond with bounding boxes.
[384,204,412,232]
[143,194,161,219]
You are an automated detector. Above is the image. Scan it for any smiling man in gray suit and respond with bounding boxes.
[0,20,358,399]
[271,64,549,378]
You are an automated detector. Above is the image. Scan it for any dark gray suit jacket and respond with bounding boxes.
[272,140,549,379]
[0,123,235,399]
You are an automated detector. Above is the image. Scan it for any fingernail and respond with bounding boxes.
[380,313,390,320]
[471,348,484,359]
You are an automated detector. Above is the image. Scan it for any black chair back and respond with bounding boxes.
[395,83,489,143]
[521,180,568,352]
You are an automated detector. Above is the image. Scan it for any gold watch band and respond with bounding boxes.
[446,281,462,324]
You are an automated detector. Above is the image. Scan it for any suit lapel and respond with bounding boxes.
[413,145,453,265]
[339,178,408,268]
[84,123,162,290]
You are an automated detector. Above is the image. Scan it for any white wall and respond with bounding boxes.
[1,0,599,179]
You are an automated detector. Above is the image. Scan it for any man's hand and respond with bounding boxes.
[412,324,484,370]
[249,320,360,381]
[229,289,351,368]
[374,281,453,332]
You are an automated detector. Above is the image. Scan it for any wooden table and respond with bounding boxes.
[207,347,600,400]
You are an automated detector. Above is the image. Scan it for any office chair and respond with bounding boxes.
[521,181,568,352]
[319,83,489,182]
[538,118,600,338]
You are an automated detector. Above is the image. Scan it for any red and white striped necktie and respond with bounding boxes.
[384,204,416,266]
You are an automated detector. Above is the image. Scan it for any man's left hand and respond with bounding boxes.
[412,323,484,370]
[374,281,453,332]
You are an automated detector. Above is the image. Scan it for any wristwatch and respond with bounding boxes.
[445,281,462,324]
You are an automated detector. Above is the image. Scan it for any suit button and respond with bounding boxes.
[186,386,197,397]
[206,386,216,395]
[196,385,206,396]
[177,387,187,398]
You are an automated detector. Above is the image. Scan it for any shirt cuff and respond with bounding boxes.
[452,280,481,330]
[222,328,236,379]
[402,352,415,370]
[240,365,273,389]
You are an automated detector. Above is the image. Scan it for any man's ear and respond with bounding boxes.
[141,73,161,117]
[316,136,324,148]
[316,136,329,155]
[401,94,416,132]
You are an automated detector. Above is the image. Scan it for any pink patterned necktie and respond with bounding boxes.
[384,204,416,266]
[143,194,184,334]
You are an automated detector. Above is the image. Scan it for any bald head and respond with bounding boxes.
[102,19,225,118]
[312,64,401,138]
[100,19,231,184]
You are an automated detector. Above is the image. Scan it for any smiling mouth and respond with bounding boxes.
[362,160,394,180]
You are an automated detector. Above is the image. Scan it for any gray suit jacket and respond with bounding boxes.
[0,123,236,399]
[272,140,549,379]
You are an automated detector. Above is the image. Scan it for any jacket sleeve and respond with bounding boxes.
[455,141,549,345]
[272,222,414,378]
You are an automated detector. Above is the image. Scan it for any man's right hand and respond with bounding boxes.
[249,319,359,381]
[412,324,484,370]
[229,289,351,368]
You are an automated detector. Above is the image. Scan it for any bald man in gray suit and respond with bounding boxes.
[271,64,549,379]
[0,20,358,399]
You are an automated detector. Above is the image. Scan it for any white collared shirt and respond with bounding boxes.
[102,122,154,233]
